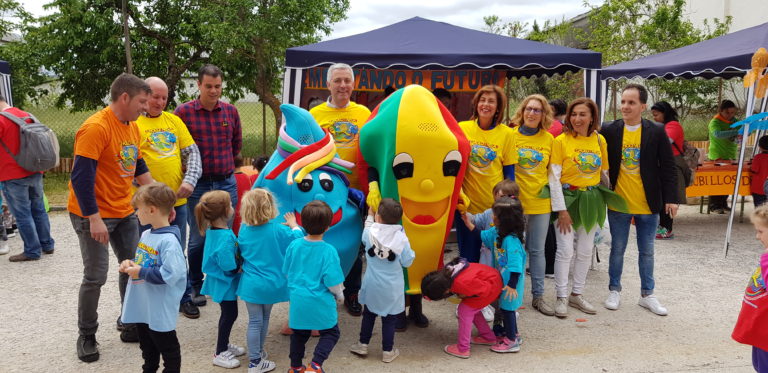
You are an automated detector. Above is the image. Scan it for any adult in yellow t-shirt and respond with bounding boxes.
[599,84,678,317]
[137,77,202,318]
[67,73,154,362]
[509,94,555,316]
[455,85,516,265]
[549,98,621,318]
[309,63,371,318]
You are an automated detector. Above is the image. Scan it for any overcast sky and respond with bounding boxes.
[18,0,604,39]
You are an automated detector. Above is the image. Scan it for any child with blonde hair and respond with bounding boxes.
[733,205,768,371]
[196,190,245,369]
[237,188,303,373]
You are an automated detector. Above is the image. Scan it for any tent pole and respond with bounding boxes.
[724,83,757,257]
[718,78,723,106]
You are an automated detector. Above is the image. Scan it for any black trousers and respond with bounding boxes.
[136,323,181,373]
[290,324,340,368]
[343,245,363,296]
[359,306,397,351]
[216,300,238,354]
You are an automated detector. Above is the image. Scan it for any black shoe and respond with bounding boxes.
[394,311,408,332]
[77,334,99,363]
[344,294,362,316]
[120,325,139,343]
[191,288,207,306]
[43,249,54,255]
[180,301,200,319]
[409,311,429,328]
[116,316,124,331]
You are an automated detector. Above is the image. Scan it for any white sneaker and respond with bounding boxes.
[227,343,246,357]
[213,351,240,369]
[554,297,568,318]
[248,359,275,373]
[638,295,668,316]
[0,242,8,255]
[382,348,400,363]
[349,341,368,356]
[605,290,621,310]
[481,305,495,322]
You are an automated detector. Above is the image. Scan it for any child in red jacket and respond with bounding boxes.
[422,257,502,359]
[733,204,768,371]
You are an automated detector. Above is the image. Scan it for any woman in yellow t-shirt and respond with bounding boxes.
[509,94,555,316]
[547,98,626,318]
[456,85,516,263]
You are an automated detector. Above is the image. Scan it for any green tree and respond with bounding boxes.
[14,0,348,122]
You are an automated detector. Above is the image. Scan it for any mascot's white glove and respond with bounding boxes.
[367,181,382,212]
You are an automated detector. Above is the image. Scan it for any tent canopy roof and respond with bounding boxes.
[286,17,601,77]
[602,21,768,80]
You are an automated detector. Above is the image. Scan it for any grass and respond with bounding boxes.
[42,172,70,206]
[29,101,279,159]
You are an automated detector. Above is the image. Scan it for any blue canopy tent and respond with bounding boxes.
[0,60,12,106]
[283,17,602,108]
[601,21,768,256]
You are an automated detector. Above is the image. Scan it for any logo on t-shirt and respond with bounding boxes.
[134,241,158,268]
[118,144,139,174]
[329,121,359,146]
[469,144,497,169]
[494,242,507,268]
[574,152,601,174]
[147,131,178,157]
[517,148,544,170]
[745,267,766,299]
[621,147,640,172]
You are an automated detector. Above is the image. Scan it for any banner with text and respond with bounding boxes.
[304,67,506,92]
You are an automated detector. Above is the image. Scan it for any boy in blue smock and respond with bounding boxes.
[349,198,415,363]
[283,200,345,373]
[120,182,187,372]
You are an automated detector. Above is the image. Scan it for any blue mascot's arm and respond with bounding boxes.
[348,188,366,216]
[503,165,515,181]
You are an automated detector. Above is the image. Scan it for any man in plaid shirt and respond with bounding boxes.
[174,64,241,306]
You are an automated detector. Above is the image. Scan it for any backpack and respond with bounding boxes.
[0,111,60,172]
[672,140,699,187]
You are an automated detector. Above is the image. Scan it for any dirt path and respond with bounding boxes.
[0,204,758,372]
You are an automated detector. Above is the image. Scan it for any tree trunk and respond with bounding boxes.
[252,85,282,139]
[121,0,133,74]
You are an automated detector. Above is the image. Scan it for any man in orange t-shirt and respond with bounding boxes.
[68,73,153,363]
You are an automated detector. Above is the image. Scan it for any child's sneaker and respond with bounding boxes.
[656,227,674,239]
[248,359,276,373]
[470,335,496,345]
[304,362,324,373]
[349,341,368,356]
[287,367,305,373]
[228,343,246,357]
[490,337,521,353]
[382,348,400,363]
[443,344,470,359]
[213,350,241,368]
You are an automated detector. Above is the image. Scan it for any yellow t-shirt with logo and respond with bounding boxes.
[136,112,196,206]
[613,126,651,214]
[550,132,609,187]
[511,127,553,215]
[458,120,517,214]
[310,101,372,190]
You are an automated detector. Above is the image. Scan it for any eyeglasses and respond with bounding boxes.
[524,107,543,114]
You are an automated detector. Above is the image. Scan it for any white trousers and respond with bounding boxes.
[553,220,598,298]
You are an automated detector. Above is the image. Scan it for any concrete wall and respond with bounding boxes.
[684,0,768,32]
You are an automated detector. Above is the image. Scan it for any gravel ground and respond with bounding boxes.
[0,204,760,372]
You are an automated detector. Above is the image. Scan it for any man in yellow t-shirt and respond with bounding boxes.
[309,63,371,318]
[600,84,678,317]
[137,77,202,319]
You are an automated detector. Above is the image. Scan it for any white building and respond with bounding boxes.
[684,0,767,33]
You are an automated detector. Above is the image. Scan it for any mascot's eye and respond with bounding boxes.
[298,174,313,192]
[319,173,333,192]
[392,153,414,180]
[443,150,462,177]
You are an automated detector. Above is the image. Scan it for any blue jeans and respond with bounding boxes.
[186,176,238,291]
[607,210,658,296]
[139,204,193,304]
[1,173,54,258]
[525,213,550,297]
[245,302,273,363]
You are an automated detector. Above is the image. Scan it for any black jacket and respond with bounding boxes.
[600,118,678,214]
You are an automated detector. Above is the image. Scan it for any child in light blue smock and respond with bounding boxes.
[196,190,244,369]
[283,200,345,373]
[476,197,527,354]
[349,198,415,363]
[236,188,303,372]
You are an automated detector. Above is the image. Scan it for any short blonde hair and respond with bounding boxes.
[751,205,768,228]
[240,188,279,226]
[510,94,553,130]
